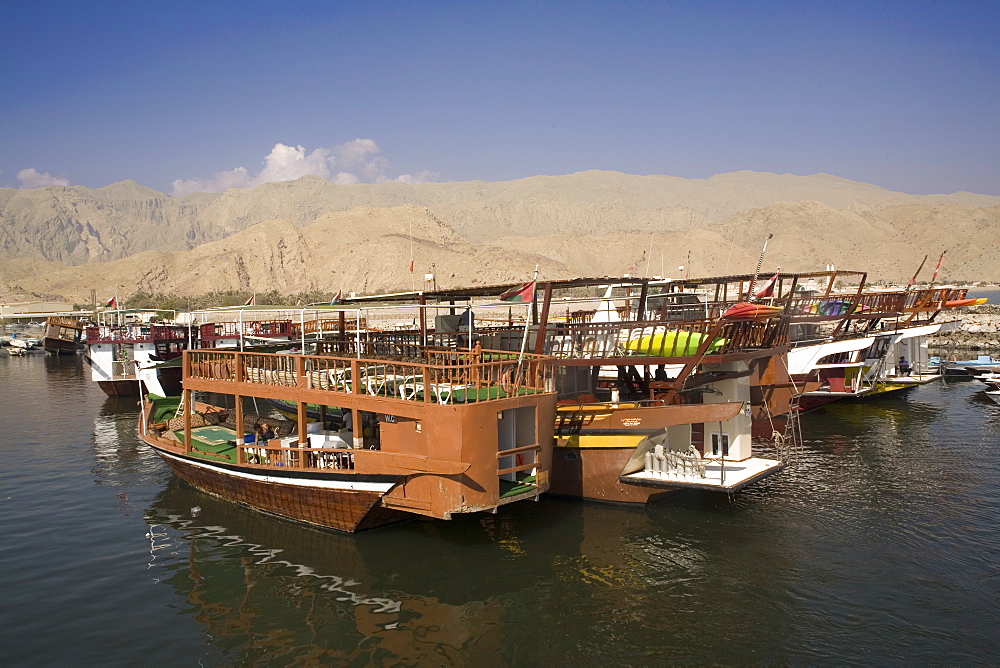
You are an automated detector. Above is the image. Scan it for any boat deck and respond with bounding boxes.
[881,372,943,386]
[621,457,785,492]
[174,426,240,463]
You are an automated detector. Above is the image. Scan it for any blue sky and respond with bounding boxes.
[2,0,998,195]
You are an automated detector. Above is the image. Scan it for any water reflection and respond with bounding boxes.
[106,380,1000,663]
[144,480,525,665]
[92,397,163,487]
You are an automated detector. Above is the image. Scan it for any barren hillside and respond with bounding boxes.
[2,170,998,302]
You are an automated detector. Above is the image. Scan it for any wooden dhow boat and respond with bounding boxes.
[41,315,87,355]
[139,344,557,533]
[315,278,793,504]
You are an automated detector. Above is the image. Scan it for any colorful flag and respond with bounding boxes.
[409,259,414,272]
[104,295,117,308]
[330,290,343,305]
[244,294,255,306]
[499,281,536,303]
[754,271,780,298]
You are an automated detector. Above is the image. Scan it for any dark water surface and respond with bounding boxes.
[2,353,998,665]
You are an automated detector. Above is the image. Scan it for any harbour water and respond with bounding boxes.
[1,351,998,665]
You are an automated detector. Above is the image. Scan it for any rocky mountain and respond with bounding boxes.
[2,170,998,302]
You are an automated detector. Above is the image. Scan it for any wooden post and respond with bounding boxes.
[533,282,553,355]
[234,392,244,464]
[298,401,308,447]
[419,294,427,348]
[637,280,649,322]
[351,408,363,449]
[338,310,346,353]
[182,388,192,454]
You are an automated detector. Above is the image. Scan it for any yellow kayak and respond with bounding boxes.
[625,330,728,356]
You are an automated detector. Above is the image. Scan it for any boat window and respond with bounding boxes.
[711,432,730,456]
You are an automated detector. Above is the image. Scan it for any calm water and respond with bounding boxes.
[1,352,998,665]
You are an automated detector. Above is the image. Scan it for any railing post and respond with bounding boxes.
[182,388,192,454]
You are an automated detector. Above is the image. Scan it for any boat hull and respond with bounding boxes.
[151,446,411,533]
[42,338,82,355]
[549,444,679,504]
[98,367,182,397]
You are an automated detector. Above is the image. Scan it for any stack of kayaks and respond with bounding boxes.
[795,300,869,316]
[721,301,783,321]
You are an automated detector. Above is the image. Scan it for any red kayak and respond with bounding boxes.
[722,301,783,320]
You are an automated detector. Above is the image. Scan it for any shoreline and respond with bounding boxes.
[929,305,1000,353]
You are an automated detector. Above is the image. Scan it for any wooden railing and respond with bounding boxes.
[312,316,789,361]
[535,317,787,358]
[185,347,552,404]
[497,444,541,477]
[904,287,967,312]
[199,320,294,341]
[781,292,907,319]
[293,318,367,338]
[236,443,356,470]
[87,324,189,344]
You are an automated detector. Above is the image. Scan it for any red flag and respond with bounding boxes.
[409,259,414,272]
[754,271,780,298]
[499,281,536,303]
[104,295,117,308]
[244,294,255,306]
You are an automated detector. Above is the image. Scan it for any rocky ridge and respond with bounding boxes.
[2,170,999,302]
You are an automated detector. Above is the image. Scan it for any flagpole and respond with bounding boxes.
[930,250,947,285]
[516,266,539,373]
[906,255,928,290]
[747,234,773,301]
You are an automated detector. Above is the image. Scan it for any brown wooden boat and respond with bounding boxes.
[42,316,86,355]
[139,346,557,532]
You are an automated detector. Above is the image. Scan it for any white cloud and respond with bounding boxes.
[17,168,70,188]
[255,144,330,184]
[396,170,439,185]
[332,172,360,185]
[170,140,435,195]
[332,138,381,169]
[171,167,250,196]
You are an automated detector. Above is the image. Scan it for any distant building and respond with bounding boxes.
[1,301,80,322]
